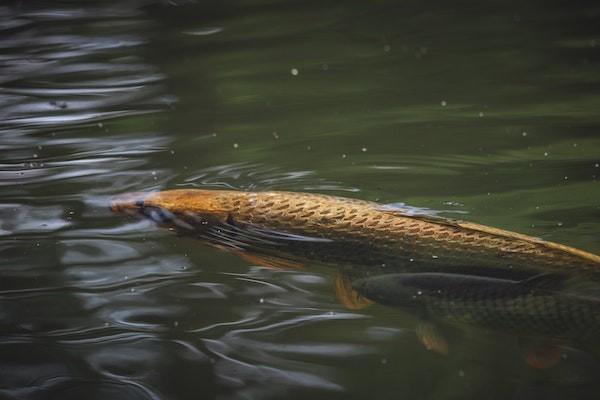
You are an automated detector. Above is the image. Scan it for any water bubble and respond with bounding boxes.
[341,154,347,158]
[383,44,391,52]
[458,370,465,378]
[212,132,217,137]
[33,153,38,158]
[409,258,414,262]
[564,176,568,180]
[557,222,563,226]
[522,131,527,137]
[478,112,484,117]
[306,145,311,151]
[170,149,175,155]
[417,290,423,295]
[291,68,299,76]
[544,152,549,157]
[272,132,279,139]
[233,143,239,149]
[361,147,367,152]
[440,100,447,107]
[173,321,179,327]
[130,288,136,293]
[259,298,264,304]
[97,122,103,128]
[432,255,438,259]
[595,163,599,168]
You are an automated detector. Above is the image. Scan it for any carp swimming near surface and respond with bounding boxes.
[352,272,600,342]
[110,189,600,279]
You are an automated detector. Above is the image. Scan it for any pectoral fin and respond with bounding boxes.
[237,251,304,270]
[415,321,449,355]
[334,273,374,310]
[521,342,562,369]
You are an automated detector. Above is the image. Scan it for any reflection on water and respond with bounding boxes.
[1,0,600,399]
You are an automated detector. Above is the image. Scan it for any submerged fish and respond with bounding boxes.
[352,272,600,342]
[110,189,600,278]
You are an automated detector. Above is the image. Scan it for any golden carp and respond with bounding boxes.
[110,189,600,279]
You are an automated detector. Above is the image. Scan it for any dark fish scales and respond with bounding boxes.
[353,273,600,341]
[111,189,600,278]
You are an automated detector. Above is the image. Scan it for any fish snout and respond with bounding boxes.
[110,192,150,215]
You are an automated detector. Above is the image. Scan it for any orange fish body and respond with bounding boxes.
[111,189,600,278]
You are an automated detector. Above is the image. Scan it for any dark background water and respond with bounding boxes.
[1,1,599,399]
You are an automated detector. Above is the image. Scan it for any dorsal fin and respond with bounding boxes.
[518,273,567,291]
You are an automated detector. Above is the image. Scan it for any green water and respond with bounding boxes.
[1,1,599,399]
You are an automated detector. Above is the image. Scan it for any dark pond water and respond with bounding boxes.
[1,1,599,399]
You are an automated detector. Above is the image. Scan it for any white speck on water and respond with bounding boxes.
[341,154,347,158]
[478,112,484,117]
[381,357,388,364]
[33,153,38,158]
[170,149,175,155]
[322,63,329,70]
[417,290,423,295]
[97,122,103,128]
[458,370,465,378]
[409,258,414,262]
[37,145,43,150]
[544,152,549,157]
[383,44,391,52]
[573,143,578,147]
[522,131,527,137]
[557,222,563,226]
[272,132,279,139]
[432,255,438,259]
[233,143,239,149]
[440,100,447,107]
[259,298,264,304]
[361,147,367,152]
[291,68,299,76]
[130,288,136,293]
[564,176,568,180]
[595,163,599,168]
[381,263,387,268]
[306,145,311,151]
[124,275,129,280]
[212,132,217,137]
[151,171,156,176]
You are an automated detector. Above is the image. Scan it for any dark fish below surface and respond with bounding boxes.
[352,272,600,343]
[110,189,600,279]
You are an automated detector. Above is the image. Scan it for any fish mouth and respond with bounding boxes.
[110,191,151,215]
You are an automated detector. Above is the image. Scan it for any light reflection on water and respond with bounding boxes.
[1,0,599,399]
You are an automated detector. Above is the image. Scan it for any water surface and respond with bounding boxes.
[1,1,599,399]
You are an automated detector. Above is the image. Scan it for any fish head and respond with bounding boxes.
[110,189,233,230]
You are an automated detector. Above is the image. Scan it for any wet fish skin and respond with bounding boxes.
[110,189,600,276]
[352,273,600,341]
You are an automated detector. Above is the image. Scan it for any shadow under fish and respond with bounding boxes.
[353,272,600,368]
